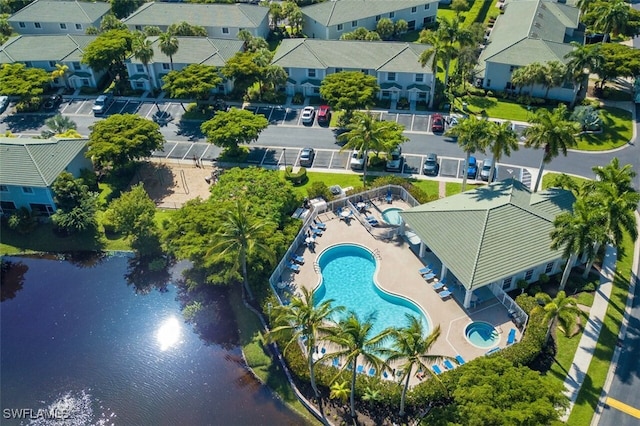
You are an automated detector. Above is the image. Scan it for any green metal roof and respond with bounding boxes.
[123,2,268,29]
[380,82,402,90]
[407,83,430,91]
[400,179,575,290]
[0,34,97,64]
[8,0,110,24]
[128,37,244,67]
[272,39,432,74]
[478,0,579,70]
[302,0,438,26]
[0,137,89,187]
[301,79,322,86]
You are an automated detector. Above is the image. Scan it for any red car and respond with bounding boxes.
[431,113,444,133]
[317,105,331,123]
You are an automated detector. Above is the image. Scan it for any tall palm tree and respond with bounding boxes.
[45,114,77,134]
[268,287,344,414]
[542,61,568,99]
[487,120,519,182]
[564,43,603,92]
[158,32,179,71]
[132,33,155,90]
[550,198,600,290]
[385,316,449,417]
[445,116,492,191]
[207,200,275,301]
[594,0,631,43]
[523,104,581,192]
[576,0,596,15]
[418,30,454,108]
[533,291,582,342]
[324,311,394,419]
[339,112,395,186]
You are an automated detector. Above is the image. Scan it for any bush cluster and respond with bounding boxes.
[370,176,438,204]
[284,165,307,185]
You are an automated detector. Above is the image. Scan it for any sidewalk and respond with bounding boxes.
[560,243,618,421]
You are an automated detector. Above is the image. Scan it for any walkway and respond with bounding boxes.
[561,242,618,421]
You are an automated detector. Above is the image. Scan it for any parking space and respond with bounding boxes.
[138,102,158,119]
[165,103,185,120]
[440,158,460,177]
[396,113,413,130]
[120,100,141,115]
[200,144,221,162]
[152,142,177,158]
[167,141,193,159]
[255,106,271,119]
[188,143,210,159]
[262,148,280,165]
[282,108,299,125]
[497,165,523,181]
[247,147,267,164]
[106,99,127,115]
[329,151,350,169]
[380,112,395,122]
[282,148,299,166]
[403,155,423,174]
[412,115,430,132]
[312,150,333,168]
[61,99,85,115]
[269,107,286,124]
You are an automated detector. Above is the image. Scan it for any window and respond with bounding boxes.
[135,25,142,31]
[337,24,343,31]
[382,90,391,98]
[73,62,81,71]
[217,84,225,92]
[81,78,90,86]
[136,64,144,73]
[24,61,32,67]
[283,67,290,75]
[509,65,519,72]
[134,81,144,89]
[29,203,54,216]
[361,69,368,75]
[59,23,67,30]
[335,67,343,73]
[162,63,170,70]
[351,20,357,28]
[390,12,395,18]
[0,185,8,192]
[387,72,396,81]
[487,79,491,86]
[415,74,424,82]
[424,16,434,25]
[34,22,41,29]
[408,20,416,31]
[22,187,33,194]
[75,24,82,30]
[308,69,316,78]
[424,3,430,9]
[49,61,56,67]
[502,277,513,290]
[313,87,320,94]
[545,262,554,273]
[375,15,381,22]
[18,22,25,28]
[411,6,417,13]
[505,82,515,90]
[525,269,533,280]
[222,27,229,34]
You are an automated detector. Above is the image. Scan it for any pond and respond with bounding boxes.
[1,253,305,425]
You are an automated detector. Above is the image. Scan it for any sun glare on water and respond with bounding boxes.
[156,317,182,351]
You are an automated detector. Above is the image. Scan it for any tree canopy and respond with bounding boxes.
[51,171,98,235]
[87,114,164,171]
[222,51,270,97]
[110,0,144,19]
[319,71,379,115]
[162,63,221,101]
[81,29,133,81]
[592,43,640,89]
[167,21,207,37]
[0,63,51,100]
[200,108,268,155]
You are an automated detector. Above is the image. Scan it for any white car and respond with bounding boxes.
[301,106,315,124]
[0,96,9,113]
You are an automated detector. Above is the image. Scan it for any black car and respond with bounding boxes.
[299,147,315,167]
[43,94,63,110]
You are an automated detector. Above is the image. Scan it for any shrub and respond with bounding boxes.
[7,207,38,234]
[292,92,304,105]
[527,284,542,296]
[368,154,386,168]
[570,105,602,131]
[284,165,307,185]
[538,273,550,284]
[306,181,333,201]
[370,176,437,204]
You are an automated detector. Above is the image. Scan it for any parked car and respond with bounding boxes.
[431,113,444,133]
[350,150,365,170]
[43,94,63,111]
[317,105,331,124]
[92,93,114,115]
[385,147,403,172]
[299,147,315,167]
[423,153,439,176]
[301,106,315,124]
[0,96,9,113]
[466,156,478,179]
[480,158,496,181]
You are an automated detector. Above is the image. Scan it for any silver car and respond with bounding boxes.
[423,153,439,176]
[0,96,9,113]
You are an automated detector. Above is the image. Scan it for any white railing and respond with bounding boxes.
[489,282,529,331]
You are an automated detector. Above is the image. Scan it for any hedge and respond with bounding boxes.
[284,166,308,185]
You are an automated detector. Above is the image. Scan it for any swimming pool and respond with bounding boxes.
[465,321,500,348]
[381,208,404,225]
[314,244,429,337]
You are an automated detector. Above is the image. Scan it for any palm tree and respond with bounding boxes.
[594,0,630,43]
[418,30,454,108]
[339,112,394,186]
[445,116,492,191]
[385,316,449,417]
[564,43,604,92]
[51,64,71,89]
[576,0,596,15]
[542,61,568,100]
[268,287,344,414]
[132,33,155,90]
[487,120,519,182]
[533,291,582,342]
[523,104,581,192]
[158,32,179,71]
[550,198,600,290]
[44,114,77,134]
[325,311,393,419]
[329,381,350,405]
[207,200,275,301]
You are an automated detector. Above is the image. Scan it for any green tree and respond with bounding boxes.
[143,26,161,37]
[162,63,222,109]
[386,316,448,417]
[319,71,379,121]
[0,63,51,101]
[132,33,155,89]
[237,30,268,52]
[222,50,269,97]
[52,171,89,212]
[542,61,568,99]
[533,291,582,341]
[51,63,71,89]
[268,287,344,415]
[338,111,408,186]
[51,172,98,235]
[44,114,77,136]
[167,21,207,37]
[376,18,394,40]
[206,199,275,300]
[81,29,133,83]
[564,42,604,92]
[158,32,179,71]
[100,14,127,32]
[591,43,640,90]
[418,29,453,106]
[268,1,284,29]
[325,311,393,419]
[594,0,630,43]
[329,381,350,405]
[451,0,470,16]
[200,108,268,156]
[486,120,518,182]
[394,19,408,35]
[110,0,144,19]
[340,27,380,41]
[445,116,492,191]
[282,1,303,35]
[523,104,580,192]
[87,114,164,173]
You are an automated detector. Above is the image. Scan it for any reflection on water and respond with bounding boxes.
[26,390,115,426]
[1,254,306,425]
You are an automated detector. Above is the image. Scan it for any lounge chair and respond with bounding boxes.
[332,357,340,368]
[290,254,304,264]
[486,347,501,355]
[432,365,442,375]
[439,290,452,300]
[443,360,455,370]
[423,272,436,281]
[286,261,300,272]
[314,219,327,230]
[418,265,433,274]
[507,328,517,345]
[356,365,364,374]
[368,368,376,376]
[455,355,466,365]
[365,216,379,227]
[385,190,393,204]
[310,227,323,236]
[433,281,446,291]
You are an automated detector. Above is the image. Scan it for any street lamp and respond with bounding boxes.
[282,148,287,169]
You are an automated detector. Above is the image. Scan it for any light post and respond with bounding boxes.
[282,148,287,169]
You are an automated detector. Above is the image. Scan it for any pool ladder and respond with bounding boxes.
[313,262,320,273]
[373,249,381,259]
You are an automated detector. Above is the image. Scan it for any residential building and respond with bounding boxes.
[301,0,438,40]
[126,37,245,92]
[0,137,92,216]
[271,39,434,103]
[8,0,111,35]
[400,179,576,308]
[476,0,583,103]
[0,35,104,89]
[122,2,270,39]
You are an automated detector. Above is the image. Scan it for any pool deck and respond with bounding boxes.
[279,199,520,385]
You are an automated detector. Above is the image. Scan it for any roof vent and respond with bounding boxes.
[530,32,539,38]
[534,22,541,28]
[538,12,544,18]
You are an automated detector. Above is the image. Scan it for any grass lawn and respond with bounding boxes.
[411,179,440,197]
[576,107,633,151]
[285,171,366,198]
[454,95,551,121]
[445,181,482,196]
[542,172,591,189]
[228,286,321,425]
